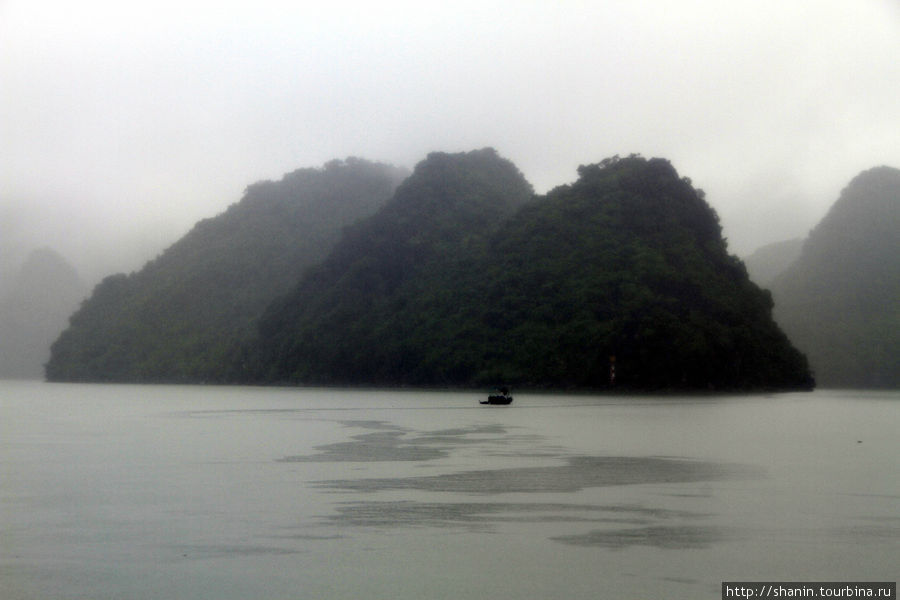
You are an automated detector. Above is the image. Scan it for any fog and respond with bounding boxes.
[2,0,898,285]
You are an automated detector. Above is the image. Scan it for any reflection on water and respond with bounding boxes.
[286,419,762,555]
[551,524,741,549]
[1,383,898,600]
[173,544,304,560]
[315,455,762,493]
[324,500,710,532]
[280,420,548,463]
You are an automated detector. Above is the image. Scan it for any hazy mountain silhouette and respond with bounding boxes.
[0,248,86,379]
[743,238,804,288]
[46,158,408,382]
[771,166,899,388]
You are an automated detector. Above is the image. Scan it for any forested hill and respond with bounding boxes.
[771,166,899,388]
[249,153,812,390]
[249,148,535,383]
[45,158,408,382]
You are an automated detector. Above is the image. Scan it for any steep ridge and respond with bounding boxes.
[46,158,407,382]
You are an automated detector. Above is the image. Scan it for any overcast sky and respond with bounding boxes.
[2,0,898,285]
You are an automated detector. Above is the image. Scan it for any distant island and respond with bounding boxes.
[47,149,817,391]
[0,248,86,379]
[765,167,899,389]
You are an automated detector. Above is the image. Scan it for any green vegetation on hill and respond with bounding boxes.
[771,166,899,388]
[251,153,812,390]
[252,148,535,384]
[45,158,407,382]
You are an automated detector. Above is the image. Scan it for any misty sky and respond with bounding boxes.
[2,0,898,285]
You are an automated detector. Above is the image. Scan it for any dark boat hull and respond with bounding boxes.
[480,395,513,405]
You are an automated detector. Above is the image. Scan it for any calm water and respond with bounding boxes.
[1,382,897,599]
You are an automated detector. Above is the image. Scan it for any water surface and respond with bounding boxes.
[2,382,897,599]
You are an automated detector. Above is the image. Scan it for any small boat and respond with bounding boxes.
[480,387,513,405]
